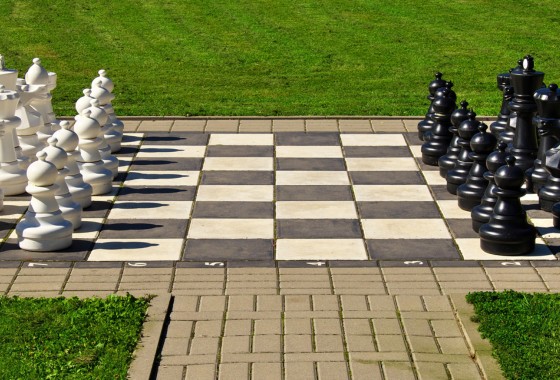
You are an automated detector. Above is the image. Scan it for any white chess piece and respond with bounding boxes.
[43,137,82,229]
[76,98,118,179]
[52,121,92,208]
[90,72,123,153]
[73,109,112,195]
[15,80,48,164]
[16,150,73,251]
[0,55,18,91]
[0,85,27,195]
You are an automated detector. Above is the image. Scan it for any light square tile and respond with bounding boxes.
[203,157,273,171]
[118,157,132,172]
[353,185,433,202]
[362,218,451,239]
[456,238,555,260]
[345,157,418,171]
[276,146,343,158]
[521,192,540,202]
[196,185,273,201]
[530,218,560,239]
[136,145,206,158]
[74,218,103,239]
[0,201,28,219]
[437,200,471,219]
[340,134,407,146]
[108,201,193,219]
[188,219,274,239]
[276,171,350,185]
[123,171,200,186]
[409,145,422,158]
[276,201,358,219]
[91,187,120,201]
[209,134,274,146]
[88,239,183,261]
[423,171,447,186]
[276,239,367,260]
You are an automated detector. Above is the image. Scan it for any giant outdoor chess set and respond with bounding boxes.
[0,55,560,268]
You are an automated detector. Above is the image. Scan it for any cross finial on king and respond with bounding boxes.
[523,55,534,71]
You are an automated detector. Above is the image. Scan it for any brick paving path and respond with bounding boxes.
[2,117,542,380]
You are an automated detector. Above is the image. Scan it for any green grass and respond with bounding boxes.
[466,290,560,380]
[0,294,149,379]
[1,1,560,116]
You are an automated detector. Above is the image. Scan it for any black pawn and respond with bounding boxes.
[421,87,457,166]
[553,202,560,229]
[538,139,560,211]
[457,123,497,211]
[471,141,509,232]
[528,83,560,194]
[438,100,470,178]
[479,156,536,255]
[499,60,524,145]
[446,111,480,195]
[417,72,447,141]
[491,86,514,139]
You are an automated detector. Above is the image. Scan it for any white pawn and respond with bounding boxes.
[90,72,123,153]
[0,85,27,195]
[15,80,47,164]
[52,121,92,209]
[43,137,82,229]
[74,109,112,195]
[75,88,95,113]
[78,98,118,179]
[16,151,72,251]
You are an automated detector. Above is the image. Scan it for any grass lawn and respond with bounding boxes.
[467,290,560,380]
[0,294,149,379]
[1,0,560,116]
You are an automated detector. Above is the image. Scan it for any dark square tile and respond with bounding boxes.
[183,239,273,260]
[416,158,439,171]
[349,171,425,185]
[481,260,532,268]
[367,239,460,260]
[0,220,18,240]
[404,132,423,146]
[23,261,73,268]
[176,261,225,268]
[446,219,479,239]
[207,145,273,157]
[192,202,273,218]
[523,202,551,219]
[0,261,21,268]
[379,260,429,267]
[74,261,123,268]
[276,158,346,171]
[357,201,440,218]
[276,185,353,201]
[99,219,187,239]
[430,260,481,267]
[329,260,378,267]
[125,261,175,268]
[540,238,560,255]
[277,219,362,239]
[201,171,274,185]
[278,261,329,268]
[0,239,92,261]
[83,200,112,218]
[227,260,276,267]
[116,186,196,201]
[275,132,340,146]
[531,260,560,267]
[343,146,411,158]
[115,146,139,157]
[1,203,28,215]
[113,172,128,183]
[143,133,209,145]
[430,185,457,200]
[129,158,203,171]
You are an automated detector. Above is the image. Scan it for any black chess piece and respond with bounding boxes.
[421,87,457,166]
[417,72,447,141]
[538,119,560,211]
[553,202,560,229]
[479,156,536,255]
[490,72,512,139]
[446,111,480,195]
[457,123,497,211]
[499,60,524,146]
[438,100,470,178]
[471,141,509,232]
[527,84,560,194]
[508,55,545,172]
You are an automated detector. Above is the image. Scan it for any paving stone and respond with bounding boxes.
[401,319,433,336]
[253,319,282,335]
[205,119,239,133]
[437,337,470,355]
[376,334,407,352]
[65,282,117,291]
[13,275,66,283]
[349,352,409,362]
[162,337,189,356]
[349,361,383,380]
[415,362,448,380]
[227,295,255,311]
[344,318,373,335]
[367,295,395,311]
[251,363,281,380]
[407,335,439,353]
[284,295,312,311]
[422,295,453,311]
[312,295,339,311]
[430,320,462,338]
[316,361,350,380]
[10,283,63,292]
[199,296,227,311]
[284,318,312,334]
[345,334,376,352]
[189,337,220,355]
[272,119,305,132]
[160,354,216,366]
[218,363,248,380]
[221,336,251,354]
[224,319,252,336]
[395,295,424,311]
[340,295,368,311]
[314,334,344,352]
[171,119,205,132]
[166,321,194,338]
[372,318,401,335]
[252,334,281,353]
[411,353,473,363]
[284,362,315,379]
[382,361,416,380]
[194,321,223,337]
[220,352,281,363]
[155,365,185,380]
[172,296,199,312]
[256,295,283,311]
[313,318,342,335]
[447,362,484,380]
[284,335,313,353]
[239,119,272,133]
[284,352,346,362]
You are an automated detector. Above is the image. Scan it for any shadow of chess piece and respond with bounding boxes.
[471,141,508,232]
[438,100,470,178]
[417,72,448,141]
[479,156,536,255]
[421,87,456,166]
[528,84,560,194]
[446,111,480,194]
[457,123,497,211]
[490,72,512,139]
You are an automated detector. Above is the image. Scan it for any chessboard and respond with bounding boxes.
[0,131,558,266]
